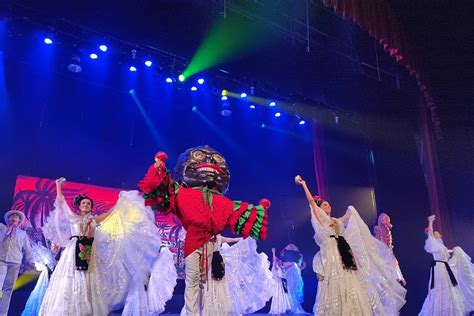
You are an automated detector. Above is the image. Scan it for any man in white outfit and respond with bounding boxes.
[0,210,34,316]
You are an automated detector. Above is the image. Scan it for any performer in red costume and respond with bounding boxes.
[138,146,270,316]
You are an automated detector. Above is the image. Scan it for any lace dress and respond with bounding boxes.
[419,236,465,316]
[312,205,406,315]
[39,191,177,315]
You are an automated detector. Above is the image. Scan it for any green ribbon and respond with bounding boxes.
[250,205,265,239]
[192,186,221,210]
[232,202,265,239]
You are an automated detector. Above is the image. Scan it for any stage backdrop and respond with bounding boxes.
[12,175,185,277]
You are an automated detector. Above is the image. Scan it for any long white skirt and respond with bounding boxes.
[419,262,465,316]
[38,239,107,316]
[313,240,372,316]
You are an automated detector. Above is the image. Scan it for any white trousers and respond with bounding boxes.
[0,260,21,316]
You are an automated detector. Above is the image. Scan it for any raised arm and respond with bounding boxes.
[138,153,177,213]
[294,175,322,224]
[56,177,66,202]
[427,215,436,237]
[54,177,78,223]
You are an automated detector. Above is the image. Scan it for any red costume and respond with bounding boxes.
[138,163,269,257]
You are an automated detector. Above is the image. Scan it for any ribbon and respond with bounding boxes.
[192,187,221,211]
[6,225,18,238]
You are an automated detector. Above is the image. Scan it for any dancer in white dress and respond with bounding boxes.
[295,175,406,316]
[449,246,474,314]
[279,244,306,313]
[200,234,240,316]
[269,248,291,315]
[182,235,274,316]
[374,213,406,285]
[419,215,466,316]
[39,177,177,316]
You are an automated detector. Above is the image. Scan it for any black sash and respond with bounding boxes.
[70,236,94,271]
[330,235,357,270]
[430,260,457,289]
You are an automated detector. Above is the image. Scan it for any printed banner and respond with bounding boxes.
[11,175,185,277]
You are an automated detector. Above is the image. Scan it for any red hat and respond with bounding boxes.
[155,151,168,162]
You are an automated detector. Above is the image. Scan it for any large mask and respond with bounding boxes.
[174,145,230,193]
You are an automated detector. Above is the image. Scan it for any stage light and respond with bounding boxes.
[144,60,152,67]
[197,78,205,85]
[269,101,276,107]
[43,38,53,45]
[221,109,232,116]
[240,92,247,98]
[299,120,306,125]
[221,96,228,101]
[261,123,266,128]
[89,53,98,60]
[165,77,173,83]
[129,89,135,94]
[221,89,228,96]
[99,45,108,52]
[178,74,185,82]
[192,106,197,111]
[191,86,198,91]
[67,55,82,73]
[249,105,256,109]
[275,112,281,117]
[129,66,137,72]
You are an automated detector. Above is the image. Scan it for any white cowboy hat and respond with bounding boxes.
[4,210,26,225]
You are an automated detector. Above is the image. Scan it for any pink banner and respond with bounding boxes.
[11,175,185,277]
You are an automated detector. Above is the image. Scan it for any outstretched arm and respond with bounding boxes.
[295,175,321,224]
[138,154,177,213]
[337,207,352,223]
[219,235,242,244]
[229,198,270,240]
[94,210,112,224]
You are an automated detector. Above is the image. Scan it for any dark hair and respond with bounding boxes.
[313,195,326,207]
[73,194,94,209]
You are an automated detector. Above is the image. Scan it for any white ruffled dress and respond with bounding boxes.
[311,205,406,315]
[38,191,177,316]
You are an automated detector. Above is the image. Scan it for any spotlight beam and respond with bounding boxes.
[128,90,169,151]
[191,108,243,152]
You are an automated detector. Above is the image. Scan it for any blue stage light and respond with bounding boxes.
[129,66,137,72]
[99,45,108,52]
[197,78,205,85]
[144,60,152,67]
[44,38,53,45]
[275,112,281,117]
[89,53,98,60]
